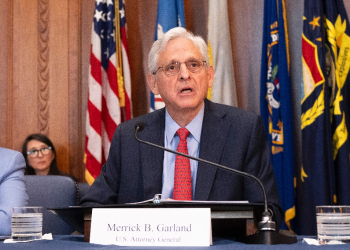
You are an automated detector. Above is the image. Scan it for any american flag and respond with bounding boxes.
[85,0,131,185]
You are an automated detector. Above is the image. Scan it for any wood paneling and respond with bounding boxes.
[12,0,39,148]
[49,0,70,173]
[68,0,83,184]
[0,0,11,147]
[1,0,84,181]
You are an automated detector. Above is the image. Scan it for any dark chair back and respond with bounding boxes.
[24,175,77,235]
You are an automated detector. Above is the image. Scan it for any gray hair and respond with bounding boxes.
[148,27,209,74]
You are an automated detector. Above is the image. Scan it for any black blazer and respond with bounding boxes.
[81,99,283,229]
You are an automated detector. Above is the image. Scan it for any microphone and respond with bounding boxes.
[134,121,296,244]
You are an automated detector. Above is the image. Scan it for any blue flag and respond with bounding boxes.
[260,0,295,231]
[150,0,185,111]
[324,0,350,208]
[298,0,350,235]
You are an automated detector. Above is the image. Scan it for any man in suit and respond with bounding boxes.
[81,27,282,228]
[0,147,29,236]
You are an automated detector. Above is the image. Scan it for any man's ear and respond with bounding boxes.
[147,73,160,95]
[207,65,215,89]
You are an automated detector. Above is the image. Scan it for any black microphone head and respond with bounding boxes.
[135,121,145,132]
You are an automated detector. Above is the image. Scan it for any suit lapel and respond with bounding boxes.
[195,100,231,200]
[138,110,165,200]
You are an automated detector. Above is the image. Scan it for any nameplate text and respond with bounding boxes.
[90,208,211,246]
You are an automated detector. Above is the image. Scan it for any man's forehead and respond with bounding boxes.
[158,38,202,63]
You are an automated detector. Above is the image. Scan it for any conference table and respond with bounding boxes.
[1,235,350,249]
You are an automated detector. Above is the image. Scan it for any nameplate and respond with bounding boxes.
[90,208,211,246]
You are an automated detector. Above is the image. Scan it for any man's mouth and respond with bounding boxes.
[181,88,192,93]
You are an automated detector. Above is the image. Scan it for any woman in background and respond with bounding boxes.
[22,133,80,205]
[21,133,74,178]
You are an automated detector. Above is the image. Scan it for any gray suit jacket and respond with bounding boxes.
[81,99,283,228]
[0,147,29,235]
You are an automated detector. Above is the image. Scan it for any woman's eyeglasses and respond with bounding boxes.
[27,147,52,158]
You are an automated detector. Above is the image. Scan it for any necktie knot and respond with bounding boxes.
[177,127,190,142]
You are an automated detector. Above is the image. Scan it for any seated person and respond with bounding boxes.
[80,27,283,229]
[21,133,75,179]
[0,147,29,236]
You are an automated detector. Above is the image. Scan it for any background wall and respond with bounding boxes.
[0,0,83,180]
[0,0,348,184]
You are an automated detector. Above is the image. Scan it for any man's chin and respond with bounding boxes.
[174,102,203,112]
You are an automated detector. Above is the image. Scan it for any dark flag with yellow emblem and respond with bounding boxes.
[298,0,350,235]
[260,0,295,230]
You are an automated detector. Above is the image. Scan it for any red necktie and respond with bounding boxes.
[173,127,192,200]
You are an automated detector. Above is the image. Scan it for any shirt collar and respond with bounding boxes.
[165,103,205,143]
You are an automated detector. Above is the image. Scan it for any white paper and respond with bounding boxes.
[90,208,211,246]
[302,238,320,245]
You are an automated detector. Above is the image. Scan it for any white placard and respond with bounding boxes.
[90,208,211,246]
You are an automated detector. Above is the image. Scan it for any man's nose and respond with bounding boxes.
[178,63,190,80]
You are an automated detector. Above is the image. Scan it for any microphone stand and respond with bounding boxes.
[135,123,297,244]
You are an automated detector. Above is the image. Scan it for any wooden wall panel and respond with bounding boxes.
[12,0,39,149]
[49,0,70,173]
[81,0,95,162]
[0,0,84,181]
[68,0,83,182]
[37,0,50,135]
[0,0,11,147]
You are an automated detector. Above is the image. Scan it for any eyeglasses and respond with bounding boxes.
[153,58,206,76]
[27,147,52,158]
